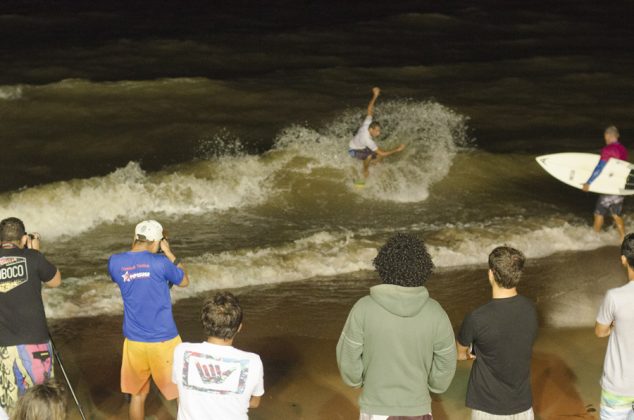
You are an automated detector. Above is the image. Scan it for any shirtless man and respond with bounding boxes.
[348,87,405,180]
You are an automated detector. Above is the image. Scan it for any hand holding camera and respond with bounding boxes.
[26,232,42,251]
[159,238,176,261]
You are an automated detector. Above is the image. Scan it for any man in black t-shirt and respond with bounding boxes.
[457,246,538,420]
[0,217,61,412]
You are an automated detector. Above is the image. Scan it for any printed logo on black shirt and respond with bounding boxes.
[0,256,29,293]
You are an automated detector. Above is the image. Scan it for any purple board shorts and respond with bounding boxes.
[349,148,378,161]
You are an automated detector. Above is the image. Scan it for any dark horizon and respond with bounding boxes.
[1,0,633,191]
[2,1,632,85]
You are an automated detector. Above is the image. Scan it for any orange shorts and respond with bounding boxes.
[121,336,181,400]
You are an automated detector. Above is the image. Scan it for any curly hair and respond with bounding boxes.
[373,233,434,287]
[201,292,243,340]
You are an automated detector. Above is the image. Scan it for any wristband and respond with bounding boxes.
[173,257,181,266]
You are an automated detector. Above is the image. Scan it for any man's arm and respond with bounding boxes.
[456,341,474,361]
[595,321,612,338]
[30,235,62,288]
[44,270,62,288]
[456,313,476,361]
[336,303,364,388]
[160,239,190,287]
[583,159,607,191]
[428,312,457,393]
[375,144,406,158]
[595,291,614,338]
[249,358,265,409]
[176,269,190,288]
[367,87,380,117]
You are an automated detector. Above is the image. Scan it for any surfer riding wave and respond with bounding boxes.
[348,87,406,182]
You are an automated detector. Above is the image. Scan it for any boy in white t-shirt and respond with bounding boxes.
[595,233,634,420]
[172,292,264,420]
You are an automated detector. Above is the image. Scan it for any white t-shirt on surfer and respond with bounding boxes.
[596,281,634,396]
[349,116,378,151]
[172,342,265,420]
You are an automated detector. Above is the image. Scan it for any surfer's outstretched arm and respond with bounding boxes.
[375,144,406,158]
[583,159,607,191]
[367,87,380,117]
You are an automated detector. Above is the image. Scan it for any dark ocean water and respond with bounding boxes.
[0,0,632,323]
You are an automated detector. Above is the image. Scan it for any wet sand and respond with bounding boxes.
[50,246,624,419]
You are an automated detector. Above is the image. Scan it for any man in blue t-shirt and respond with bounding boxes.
[108,220,190,420]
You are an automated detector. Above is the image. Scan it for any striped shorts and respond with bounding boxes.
[600,389,634,420]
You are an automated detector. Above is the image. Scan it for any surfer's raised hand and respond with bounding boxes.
[367,87,381,116]
[582,183,590,192]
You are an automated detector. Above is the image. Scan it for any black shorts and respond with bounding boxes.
[349,148,377,161]
[595,195,624,217]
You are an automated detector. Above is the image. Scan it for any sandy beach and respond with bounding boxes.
[48,246,623,420]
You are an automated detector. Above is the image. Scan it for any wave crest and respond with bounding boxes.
[1,100,467,238]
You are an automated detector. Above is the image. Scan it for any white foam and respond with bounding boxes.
[1,100,467,239]
[43,231,377,319]
[274,100,469,202]
[0,85,22,100]
[42,222,617,320]
[0,158,282,239]
[431,223,616,267]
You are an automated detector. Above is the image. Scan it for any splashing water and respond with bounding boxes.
[1,100,468,238]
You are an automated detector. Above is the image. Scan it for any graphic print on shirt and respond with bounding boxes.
[182,351,249,394]
[0,257,28,293]
[119,264,151,283]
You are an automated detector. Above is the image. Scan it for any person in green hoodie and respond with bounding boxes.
[336,233,457,420]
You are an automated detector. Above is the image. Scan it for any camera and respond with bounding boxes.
[25,233,40,249]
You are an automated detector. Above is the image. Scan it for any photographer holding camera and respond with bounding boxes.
[0,217,62,412]
[108,219,189,420]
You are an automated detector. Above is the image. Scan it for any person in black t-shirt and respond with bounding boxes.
[456,246,538,420]
[0,217,61,412]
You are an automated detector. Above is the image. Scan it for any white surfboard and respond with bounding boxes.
[536,153,634,196]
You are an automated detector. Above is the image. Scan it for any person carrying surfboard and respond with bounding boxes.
[348,87,405,181]
[582,126,628,240]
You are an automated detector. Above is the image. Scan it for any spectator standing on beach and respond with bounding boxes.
[595,234,634,419]
[108,220,189,420]
[11,380,67,420]
[457,246,538,420]
[337,233,457,419]
[0,217,61,412]
[172,292,264,420]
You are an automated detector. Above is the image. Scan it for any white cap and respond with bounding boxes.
[134,220,163,242]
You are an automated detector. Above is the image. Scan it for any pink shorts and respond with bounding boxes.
[0,342,53,411]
